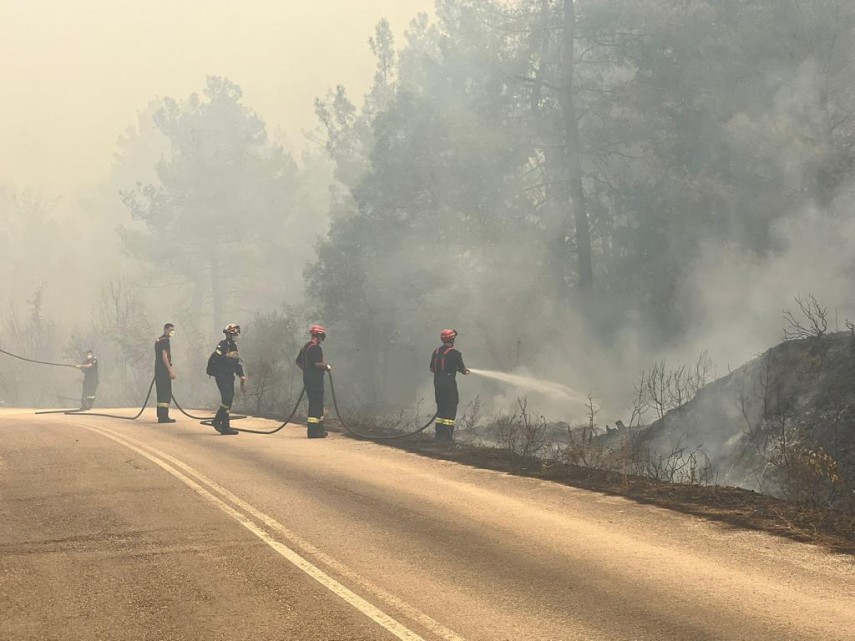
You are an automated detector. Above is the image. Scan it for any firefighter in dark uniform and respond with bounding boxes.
[154,323,177,423]
[430,329,470,442]
[76,350,98,410]
[210,323,246,436]
[295,324,331,439]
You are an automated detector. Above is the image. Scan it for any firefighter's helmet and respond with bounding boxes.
[223,323,241,337]
[440,329,458,343]
[309,324,327,337]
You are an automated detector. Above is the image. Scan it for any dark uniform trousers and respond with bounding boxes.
[81,375,98,410]
[155,374,172,421]
[215,375,235,427]
[304,374,325,436]
[434,374,459,441]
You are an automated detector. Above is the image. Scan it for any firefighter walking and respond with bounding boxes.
[296,324,331,439]
[209,323,246,436]
[76,350,98,410]
[430,329,470,442]
[154,323,177,423]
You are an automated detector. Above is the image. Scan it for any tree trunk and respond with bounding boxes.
[559,0,593,292]
[532,0,570,301]
[210,257,223,335]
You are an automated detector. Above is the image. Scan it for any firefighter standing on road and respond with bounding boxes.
[430,329,470,442]
[154,323,176,423]
[76,350,98,410]
[296,324,330,439]
[209,323,245,436]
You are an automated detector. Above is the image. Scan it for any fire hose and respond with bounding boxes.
[327,371,436,440]
[0,347,79,369]
[5,347,437,439]
[35,377,156,420]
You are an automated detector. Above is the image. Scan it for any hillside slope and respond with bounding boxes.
[644,333,855,507]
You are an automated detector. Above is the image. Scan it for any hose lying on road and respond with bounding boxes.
[328,371,436,440]
[188,372,435,439]
[1,346,155,421]
[8,342,437,439]
[35,378,156,420]
[226,387,305,435]
[171,393,248,424]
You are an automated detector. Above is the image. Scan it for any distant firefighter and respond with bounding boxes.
[154,323,177,424]
[208,323,245,436]
[76,350,99,410]
[430,329,470,442]
[295,324,331,439]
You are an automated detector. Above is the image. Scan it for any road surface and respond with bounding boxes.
[1,408,853,640]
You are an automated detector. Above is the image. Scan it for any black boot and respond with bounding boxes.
[212,409,225,433]
[158,406,176,423]
[435,424,454,443]
[213,409,237,435]
[307,422,328,439]
[220,412,238,435]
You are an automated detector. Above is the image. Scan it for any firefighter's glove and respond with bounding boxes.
[226,351,240,359]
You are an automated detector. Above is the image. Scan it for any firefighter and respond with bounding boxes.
[154,323,177,423]
[430,329,470,442]
[295,324,331,439]
[209,323,246,436]
[76,350,98,410]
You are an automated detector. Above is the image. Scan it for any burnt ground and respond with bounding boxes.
[331,425,855,555]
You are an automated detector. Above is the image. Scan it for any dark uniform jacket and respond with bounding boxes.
[154,335,171,377]
[82,355,99,384]
[210,338,245,378]
[430,345,467,379]
[296,340,325,387]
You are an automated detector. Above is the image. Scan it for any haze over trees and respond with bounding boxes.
[309,0,855,402]
[2,0,855,424]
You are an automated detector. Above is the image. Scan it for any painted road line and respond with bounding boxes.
[79,423,466,641]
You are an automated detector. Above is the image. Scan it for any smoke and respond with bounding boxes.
[4,0,855,448]
[679,204,855,371]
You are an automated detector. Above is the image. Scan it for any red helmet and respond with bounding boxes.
[309,324,327,337]
[440,328,458,342]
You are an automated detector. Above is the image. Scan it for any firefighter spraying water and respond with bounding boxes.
[430,329,470,442]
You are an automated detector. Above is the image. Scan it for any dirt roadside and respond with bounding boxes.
[333,427,855,555]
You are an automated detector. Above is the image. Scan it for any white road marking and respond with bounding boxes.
[78,423,467,641]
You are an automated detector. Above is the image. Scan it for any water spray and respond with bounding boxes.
[467,368,588,404]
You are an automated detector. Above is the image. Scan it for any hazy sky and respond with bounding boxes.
[0,0,434,199]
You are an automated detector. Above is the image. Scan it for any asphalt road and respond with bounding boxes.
[1,408,853,641]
